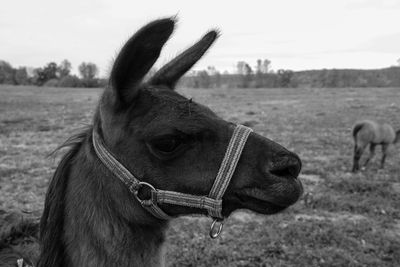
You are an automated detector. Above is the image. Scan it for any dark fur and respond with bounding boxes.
[38,129,90,267]
[0,210,39,267]
[2,18,303,267]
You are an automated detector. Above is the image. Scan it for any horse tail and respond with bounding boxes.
[394,129,400,144]
[352,122,368,172]
[352,122,365,141]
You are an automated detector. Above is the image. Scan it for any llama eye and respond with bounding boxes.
[150,136,182,153]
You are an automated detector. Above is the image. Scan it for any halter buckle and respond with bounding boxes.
[209,218,224,239]
[133,182,156,206]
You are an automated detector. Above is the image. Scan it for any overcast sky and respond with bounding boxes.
[1,0,400,76]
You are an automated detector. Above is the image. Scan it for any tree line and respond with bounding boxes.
[1,58,400,88]
[180,59,400,89]
[180,59,296,88]
[0,60,106,88]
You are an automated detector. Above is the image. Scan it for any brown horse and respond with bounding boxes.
[2,18,303,267]
[352,120,400,172]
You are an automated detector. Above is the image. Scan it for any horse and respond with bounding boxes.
[1,18,303,267]
[352,120,400,172]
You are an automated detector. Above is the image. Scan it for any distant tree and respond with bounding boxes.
[32,68,46,85]
[57,59,72,78]
[256,59,262,74]
[277,69,294,87]
[42,62,58,81]
[14,67,29,85]
[255,60,263,88]
[30,68,42,86]
[321,69,339,87]
[397,58,400,66]
[262,59,271,73]
[235,61,253,88]
[33,62,59,86]
[196,70,211,88]
[198,66,222,88]
[44,62,58,79]
[256,59,271,74]
[78,62,98,80]
[236,61,246,75]
[242,63,253,88]
[206,66,218,75]
[214,71,222,88]
[244,63,253,75]
[0,60,16,84]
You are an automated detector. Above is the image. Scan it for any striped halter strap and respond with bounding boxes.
[92,124,253,238]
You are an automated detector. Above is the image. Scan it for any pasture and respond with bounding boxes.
[0,85,399,266]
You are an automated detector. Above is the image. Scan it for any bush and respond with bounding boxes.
[81,78,99,88]
[58,75,81,88]
[97,78,108,88]
[43,78,59,87]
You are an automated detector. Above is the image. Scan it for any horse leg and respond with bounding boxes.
[380,144,389,169]
[352,144,365,172]
[363,143,376,168]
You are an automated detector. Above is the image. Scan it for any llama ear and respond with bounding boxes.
[110,18,175,103]
[148,30,219,89]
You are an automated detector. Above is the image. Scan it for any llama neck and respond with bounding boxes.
[63,143,168,267]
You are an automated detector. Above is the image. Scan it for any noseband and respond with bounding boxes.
[92,125,252,238]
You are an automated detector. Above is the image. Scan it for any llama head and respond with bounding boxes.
[96,18,302,220]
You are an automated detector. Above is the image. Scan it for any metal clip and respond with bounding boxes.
[133,182,156,206]
[209,218,224,239]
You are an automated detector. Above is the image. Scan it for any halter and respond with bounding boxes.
[92,124,252,238]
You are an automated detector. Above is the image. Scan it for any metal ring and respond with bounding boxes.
[133,182,156,206]
[209,219,224,239]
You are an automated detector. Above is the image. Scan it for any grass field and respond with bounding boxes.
[0,85,399,266]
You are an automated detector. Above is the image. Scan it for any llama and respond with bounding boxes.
[352,120,400,172]
[1,18,303,267]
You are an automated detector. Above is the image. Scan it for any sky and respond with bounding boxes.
[1,0,400,77]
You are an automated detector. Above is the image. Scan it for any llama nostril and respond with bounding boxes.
[269,154,301,179]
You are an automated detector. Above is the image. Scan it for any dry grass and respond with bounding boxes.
[0,85,399,266]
